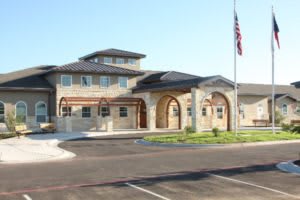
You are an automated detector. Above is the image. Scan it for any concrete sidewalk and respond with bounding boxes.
[0,129,179,164]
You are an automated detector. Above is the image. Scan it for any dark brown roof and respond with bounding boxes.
[141,71,200,84]
[238,83,300,100]
[51,61,144,76]
[133,75,233,93]
[79,48,146,60]
[0,66,55,90]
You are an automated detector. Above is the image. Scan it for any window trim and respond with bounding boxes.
[82,106,91,118]
[119,107,128,117]
[0,101,5,123]
[61,75,72,88]
[15,101,27,123]
[282,103,288,115]
[99,76,111,88]
[216,106,223,119]
[62,106,72,117]
[35,101,47,123]
[128,58,137,66]
[104,57,112,64]
[187,107,192,116]
[100,106,110,117]
[202,107,207,116]
[118,76,128,89]
[81,75,92,88]
[116,57,125,65]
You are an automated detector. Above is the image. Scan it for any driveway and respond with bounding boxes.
[0,133,299,199]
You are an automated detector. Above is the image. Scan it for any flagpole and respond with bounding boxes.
[271,6,275,134]
[234,0,238,136]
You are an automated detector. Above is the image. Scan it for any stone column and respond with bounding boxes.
[96,115,102,131]
[145,93,156,131]
[106,116,113,132]
[65,116,72,133]
[191,88,202,132]
[180,97,188,130]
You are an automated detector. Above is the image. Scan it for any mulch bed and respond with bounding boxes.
[294,160,300,167]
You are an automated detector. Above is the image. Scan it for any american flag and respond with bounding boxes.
[235,12,242,56]
[273,14,280,49]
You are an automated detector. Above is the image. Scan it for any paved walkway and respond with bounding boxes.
[0,130,179,164]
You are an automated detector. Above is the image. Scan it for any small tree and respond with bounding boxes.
[5,110,16,132]
[275,110,285,126]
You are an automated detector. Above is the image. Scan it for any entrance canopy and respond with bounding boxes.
[59,97,144,116]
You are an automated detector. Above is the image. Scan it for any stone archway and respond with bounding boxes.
[156,95,181,129]
[201,92,231,131]
[139,99,147,128]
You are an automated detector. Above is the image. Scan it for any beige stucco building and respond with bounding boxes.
[0,48,300,133]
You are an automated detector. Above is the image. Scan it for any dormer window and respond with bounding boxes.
[128,58,136,66]
[104,57,112,64]
[116,58,125,65]
[89,58,98,63]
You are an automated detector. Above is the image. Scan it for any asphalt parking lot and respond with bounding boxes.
[0,133,300,200]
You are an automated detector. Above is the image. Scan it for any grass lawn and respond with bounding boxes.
[144,131,300,144]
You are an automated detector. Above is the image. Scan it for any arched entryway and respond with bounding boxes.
[201,92,231,131]
[156,95,181,129]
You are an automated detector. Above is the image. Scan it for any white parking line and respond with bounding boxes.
[125,182,171,200]
[207,173,300,199]
[23,194,32,200]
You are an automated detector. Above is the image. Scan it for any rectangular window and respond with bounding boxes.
[104,57,112,64]
[81,76,92,88]
[173,107,179,117]
[0,103,4,123]
[239,103,245,119]
[119,107,128,117]
[128,58,136,66]
[118,77,128,88]
[82,107,91,118]
[62,107,72,117]
[116,58,124,64]
[100,76,110,88]
[101,106,110,117]
[202,107,207,116]
[61,75,72,88]
[187,107,192,116]
[217,106,223,119]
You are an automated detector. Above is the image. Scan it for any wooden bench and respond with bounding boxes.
[15,124,33,138]
[291,120,300,125]
[39,123,56,133]
[253,119,269,127]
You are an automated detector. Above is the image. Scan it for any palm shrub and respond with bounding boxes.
[212,127,220,137]
[5,110,16,132]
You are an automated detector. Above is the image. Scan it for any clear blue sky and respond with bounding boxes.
[0,0,299,85]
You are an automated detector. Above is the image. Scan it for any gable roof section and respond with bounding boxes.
[79,48,146,60]
[141,71,200,84]
[133,75,233,93]
[51,61,144,76]
[238,83,300,100]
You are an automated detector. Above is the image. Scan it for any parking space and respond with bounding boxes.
[0,133,300,199]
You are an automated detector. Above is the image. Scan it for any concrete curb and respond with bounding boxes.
[276,160,300,175]
[135,139,300,148]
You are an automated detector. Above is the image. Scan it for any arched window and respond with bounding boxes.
[16,101,27,123]
[282,104,288,115]
[36,102,47,123]
[0,101,4,123]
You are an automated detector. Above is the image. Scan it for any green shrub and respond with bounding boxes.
[212,127,220,137]
[275,111,285,126]
[292,126,300,134]
[184,126,195,134]
[281,123,294,132]
[0,133,17,139]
